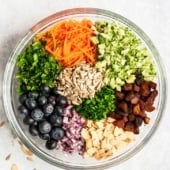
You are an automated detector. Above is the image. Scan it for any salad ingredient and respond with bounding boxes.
[43,103,54,117]
[38,96,47,106]
[41,84,51,96]
[75,86,115,121]
[82,118,135,160]
[92,21,156,91]
[49,114,63,127]
[11,164,18,170]
[31,108,44,121]
[51,127,65,141]
[56,62,104,105]
[19,142,33,156]
[23,115,34,125]
[28,91,39,99]
[18,105,29,116]
[29,124,39,136]
[16,41,61,93]
[25,98,37,110]
[39,133,50,141]
[48,95,56,105]
[56,95,68,107]
[19,94,28,104]
[109,75,158,134]
[38,121,52,134]
[54,106,64,116]
[37,19,96,67]
[17,85,68,150]
[46,140,57,150]
[56,105,85,154]
[52,86,60,95]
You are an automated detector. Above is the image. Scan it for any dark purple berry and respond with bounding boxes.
[49,114,63,127]
[23,115,34,125]
[46,139,57,150]
[25,98,37,110]
[51,127,65,141]
[39,133,50,140]
[41,85,51,95]
[29,124,39,136]
[18,105,29,116]
[31,108,44,121]
[28,91,39,99]
[56,96,67,107]
[43,104,54,117]
[54,106,64,116]
[19,94,27,104]
[38,96,47,106]
[48,95,56,105]
[38,121,52,134]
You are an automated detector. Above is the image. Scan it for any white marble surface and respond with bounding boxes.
[0,0,170,170]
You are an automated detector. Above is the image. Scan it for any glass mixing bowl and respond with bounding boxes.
[3,8,166,170]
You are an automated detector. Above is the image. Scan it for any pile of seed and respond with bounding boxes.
[56,62,104,105]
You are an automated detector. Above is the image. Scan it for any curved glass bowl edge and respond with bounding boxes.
[2,8,167,170]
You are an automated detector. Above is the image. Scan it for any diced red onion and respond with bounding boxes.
[56,105,85,154]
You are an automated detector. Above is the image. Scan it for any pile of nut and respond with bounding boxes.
[56,62,104,105]
[81,118,135,160]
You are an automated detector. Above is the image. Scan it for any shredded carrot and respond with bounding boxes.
[37,19,96,67]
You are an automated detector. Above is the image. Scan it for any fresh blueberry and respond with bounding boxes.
[25,98,37,110]
[40,85,51,95]
[54,106,64,116]
[48,95,56,105]
[32,121,38,126]
[31,108,44,121]
[18,105,29,116]
[23,115,34,125]
[50,127,65,141]
[29,124,39,136]
[39,133,50,140]
[28,91,39,99]
[19,94,28,104]
[38,121,52,134]
[38,96,47,106]
[52,87,60,96]
[49,114,63,127]
[46,139,57,150]
[43,104,54,117]
[56,96,67,107]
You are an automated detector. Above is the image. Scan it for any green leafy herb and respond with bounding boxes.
[74,86,115,121]
[16,41,61,93]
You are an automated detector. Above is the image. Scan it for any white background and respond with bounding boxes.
[0,0,170,170]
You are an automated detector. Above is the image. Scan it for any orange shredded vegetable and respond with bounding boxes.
[37,19,96,67]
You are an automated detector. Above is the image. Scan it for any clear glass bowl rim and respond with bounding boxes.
[3,7,167,170]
